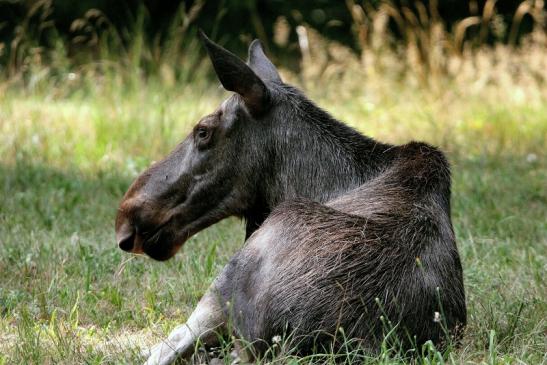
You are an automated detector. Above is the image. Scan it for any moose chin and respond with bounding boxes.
[115,30,467,365]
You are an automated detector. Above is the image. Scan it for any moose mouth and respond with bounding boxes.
[142,217,210,261]
[117,217,186,261]
[141,227,186,261]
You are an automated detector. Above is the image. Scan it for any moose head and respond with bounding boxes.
[115,33,286,261]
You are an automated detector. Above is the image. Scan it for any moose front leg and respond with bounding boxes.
[144,289,226,365]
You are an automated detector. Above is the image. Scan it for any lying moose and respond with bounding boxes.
[115,31,466,365]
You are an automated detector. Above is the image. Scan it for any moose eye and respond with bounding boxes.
[195,126,213,149]
[197,127,209,139]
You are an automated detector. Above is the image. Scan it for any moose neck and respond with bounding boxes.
[244,89,395,238]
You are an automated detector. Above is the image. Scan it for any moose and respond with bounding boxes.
[115,31,466,365]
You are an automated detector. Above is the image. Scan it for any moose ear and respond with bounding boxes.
[247,40,282,83]
[199,30,270,116]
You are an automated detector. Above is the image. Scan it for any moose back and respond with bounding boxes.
[115,31,466,364]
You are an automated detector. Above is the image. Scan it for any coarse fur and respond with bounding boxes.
[222,142,465,354]
[116,32,466,362]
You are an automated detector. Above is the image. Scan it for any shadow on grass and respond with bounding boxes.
[0,160,130,230]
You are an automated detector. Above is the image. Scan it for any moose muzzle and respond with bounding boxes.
[115,207,146,255]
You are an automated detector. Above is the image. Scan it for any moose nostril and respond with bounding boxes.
[118,231,136,252]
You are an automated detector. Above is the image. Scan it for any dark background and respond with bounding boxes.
[0,0,539,63]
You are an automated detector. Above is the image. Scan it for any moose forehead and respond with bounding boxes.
[219,96,235,113]
[197,94,246,129]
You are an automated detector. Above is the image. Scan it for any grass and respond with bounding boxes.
[1,9,546,362]
[1,75,545,364]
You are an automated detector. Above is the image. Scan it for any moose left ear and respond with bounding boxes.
[199,30,270,116]
[247,40,282,83]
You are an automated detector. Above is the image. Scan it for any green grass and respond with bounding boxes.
[0,73,546,364]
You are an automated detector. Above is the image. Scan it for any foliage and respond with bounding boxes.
[0,0,545,83]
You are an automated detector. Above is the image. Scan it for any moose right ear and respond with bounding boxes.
[199,30,270,116]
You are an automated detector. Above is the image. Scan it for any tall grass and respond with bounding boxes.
[0,1,546,364]
[2,0,209,96]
